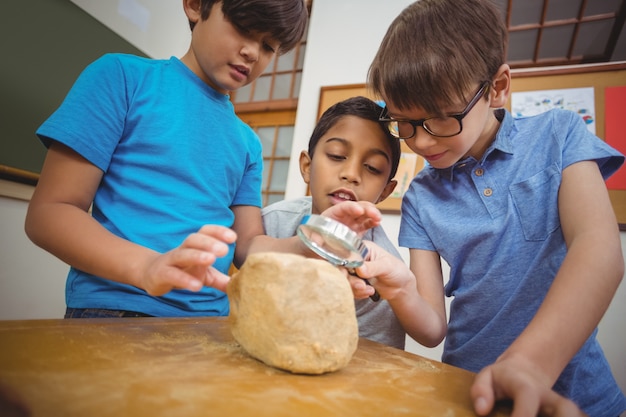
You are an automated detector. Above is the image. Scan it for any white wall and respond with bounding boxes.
[69,0,190,59]
[286,0,412,200]
[0,181,67,319]
[2,0,623,398]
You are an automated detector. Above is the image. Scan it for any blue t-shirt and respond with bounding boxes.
[37,54,263,316]
[399,108,625,416]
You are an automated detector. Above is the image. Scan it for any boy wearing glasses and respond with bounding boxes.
[352,0,626,415]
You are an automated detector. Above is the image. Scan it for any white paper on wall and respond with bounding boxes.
[511,86,596,134]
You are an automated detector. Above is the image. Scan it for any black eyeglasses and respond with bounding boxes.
[379,81,490,139]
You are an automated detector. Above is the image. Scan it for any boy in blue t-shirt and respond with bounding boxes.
[25,0,321,318]
[349,0,626,416]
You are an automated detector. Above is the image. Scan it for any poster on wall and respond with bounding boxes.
[390,153,418,199]
[510,87,596,134]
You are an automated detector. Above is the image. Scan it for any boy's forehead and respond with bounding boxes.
[385,94,465,118]
[380,75,481,114]
[384,102,427,119]
[319,116,393,154]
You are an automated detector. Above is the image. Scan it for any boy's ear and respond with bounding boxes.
[490,64,511,108]
[182,0,202,22]
[375,180,398,204]
[299,151,312,184]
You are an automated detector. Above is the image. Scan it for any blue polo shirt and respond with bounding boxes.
[399,108,625,416]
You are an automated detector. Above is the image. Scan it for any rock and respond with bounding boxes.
[227,252,358,374]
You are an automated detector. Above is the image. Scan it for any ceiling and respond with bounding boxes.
[70,1,625,69]
[494,0,626,68]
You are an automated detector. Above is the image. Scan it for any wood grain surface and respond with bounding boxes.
[0,317,511,417]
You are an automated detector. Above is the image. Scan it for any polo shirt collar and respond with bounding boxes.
[436,109,513,181]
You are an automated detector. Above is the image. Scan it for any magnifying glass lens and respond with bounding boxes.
[297,215,366,268]
[297,215,379,302]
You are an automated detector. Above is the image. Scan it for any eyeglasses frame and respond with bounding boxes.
[378,81,491,139]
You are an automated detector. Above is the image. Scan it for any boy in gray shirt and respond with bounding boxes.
[262,96,406,349]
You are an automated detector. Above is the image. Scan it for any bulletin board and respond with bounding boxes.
[508,62,626,226]
[318,62,626,221]
[318,85,424,213]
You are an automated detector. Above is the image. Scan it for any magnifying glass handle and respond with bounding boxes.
[363,279,381,302]
[348,269,380,302]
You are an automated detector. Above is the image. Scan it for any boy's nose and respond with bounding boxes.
[340,163,361,184]
[239,41,259,63]
[408,126,437,151]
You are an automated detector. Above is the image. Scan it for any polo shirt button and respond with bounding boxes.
[475,168,484,176]
[483,188,493,197]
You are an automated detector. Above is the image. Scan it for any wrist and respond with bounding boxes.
[495,350,553,388]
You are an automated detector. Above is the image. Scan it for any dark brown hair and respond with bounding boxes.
[189,0,308,55]
[368,0,507,115]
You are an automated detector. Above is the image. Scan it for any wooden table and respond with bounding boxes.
[0,317,510,416]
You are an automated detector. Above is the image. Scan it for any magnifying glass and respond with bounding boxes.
[297,214,380,302]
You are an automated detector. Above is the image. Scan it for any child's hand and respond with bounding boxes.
[471,354,587,417]
[140,225,237,295]
[320,201,382,236]
[352,241,415,301]
[344,241,415,301]
[346,271,378,299]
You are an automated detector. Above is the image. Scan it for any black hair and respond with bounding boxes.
[308,96,401,182]
[189,0,308,54]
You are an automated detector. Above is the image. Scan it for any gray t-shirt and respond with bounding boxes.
[262,197,406,349]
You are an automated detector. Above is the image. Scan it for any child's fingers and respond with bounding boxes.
[470,368,497,416]
[347,274,376,299]
[203,267,231,293]
[150,254,230,295]
[359,201,382,222]
[142,262,204,295]
[181,231,234,258]
[197,224,237,243]
[141,246,221,295]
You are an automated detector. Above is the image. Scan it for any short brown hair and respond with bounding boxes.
[368,0,507,115]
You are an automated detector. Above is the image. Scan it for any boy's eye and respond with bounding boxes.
[327,152,384,175]
[234,24,277,53]
[327,153,345,161]
[365,164,383,175]
[263,42,276,53]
